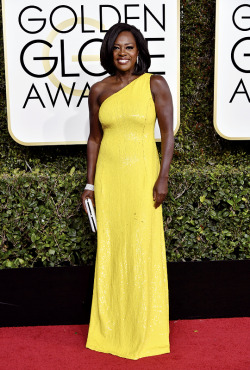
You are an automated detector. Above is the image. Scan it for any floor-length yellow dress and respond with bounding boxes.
[86,73,170,360]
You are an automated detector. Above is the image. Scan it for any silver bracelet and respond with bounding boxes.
[85,183,94,191]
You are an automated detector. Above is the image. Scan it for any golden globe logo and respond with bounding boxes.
[19,5,167,108]
[2,1,179,145]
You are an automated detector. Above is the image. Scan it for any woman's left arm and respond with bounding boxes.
[150,75,174,208]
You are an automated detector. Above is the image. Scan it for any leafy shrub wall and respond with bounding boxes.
[0,1,249,268]
[1,166,249,268]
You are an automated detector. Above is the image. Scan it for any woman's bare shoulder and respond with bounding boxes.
[89,76,112,101]
[150,74,169,90]
[150,74,171,99]
[89,76,113,96]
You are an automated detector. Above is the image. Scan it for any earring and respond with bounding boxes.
[137,55,139,64]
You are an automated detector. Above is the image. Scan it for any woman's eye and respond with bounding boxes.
[127,46,133,50]
[113,46,119,50]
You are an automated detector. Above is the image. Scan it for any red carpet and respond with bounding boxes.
[0,318,249,370]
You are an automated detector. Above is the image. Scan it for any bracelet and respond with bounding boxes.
[85,183,94,191]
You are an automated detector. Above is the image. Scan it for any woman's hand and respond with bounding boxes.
[153,177,168,208]
[81,189,95,214]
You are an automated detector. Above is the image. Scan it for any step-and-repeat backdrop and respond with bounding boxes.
[2,0,180,145]
[214,0,250,140]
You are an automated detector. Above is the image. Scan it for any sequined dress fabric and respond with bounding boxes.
[86,73,170,360]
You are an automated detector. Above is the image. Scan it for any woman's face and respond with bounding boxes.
[112,31,139,73]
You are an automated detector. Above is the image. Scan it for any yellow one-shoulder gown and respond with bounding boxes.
[86,73,170,360]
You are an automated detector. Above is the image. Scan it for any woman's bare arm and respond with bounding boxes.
[81,83,103,213]
[150,75,174,208]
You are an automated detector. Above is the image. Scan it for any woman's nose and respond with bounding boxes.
[119,47,126,55]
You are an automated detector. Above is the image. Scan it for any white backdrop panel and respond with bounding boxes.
[214,0,250,139]
[2,0,180,145]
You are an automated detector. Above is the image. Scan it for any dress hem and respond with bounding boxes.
[85,343,170,360]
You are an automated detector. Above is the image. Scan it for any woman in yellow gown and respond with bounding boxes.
[81,23,174,360]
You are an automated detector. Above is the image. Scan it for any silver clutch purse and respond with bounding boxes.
[85,198,97,232]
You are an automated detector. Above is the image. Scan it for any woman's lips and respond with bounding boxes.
[117,59,130,64]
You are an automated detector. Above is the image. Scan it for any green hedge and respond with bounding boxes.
[164,165,249,261]
[0,165,249,269]
[0,171,96,268]
[0,1,249,268]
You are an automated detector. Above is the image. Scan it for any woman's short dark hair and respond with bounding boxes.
[100,23,151,75]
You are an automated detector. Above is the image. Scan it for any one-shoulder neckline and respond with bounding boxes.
[99,73,149,110]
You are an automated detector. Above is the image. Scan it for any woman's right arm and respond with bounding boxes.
[81,83,103,214]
